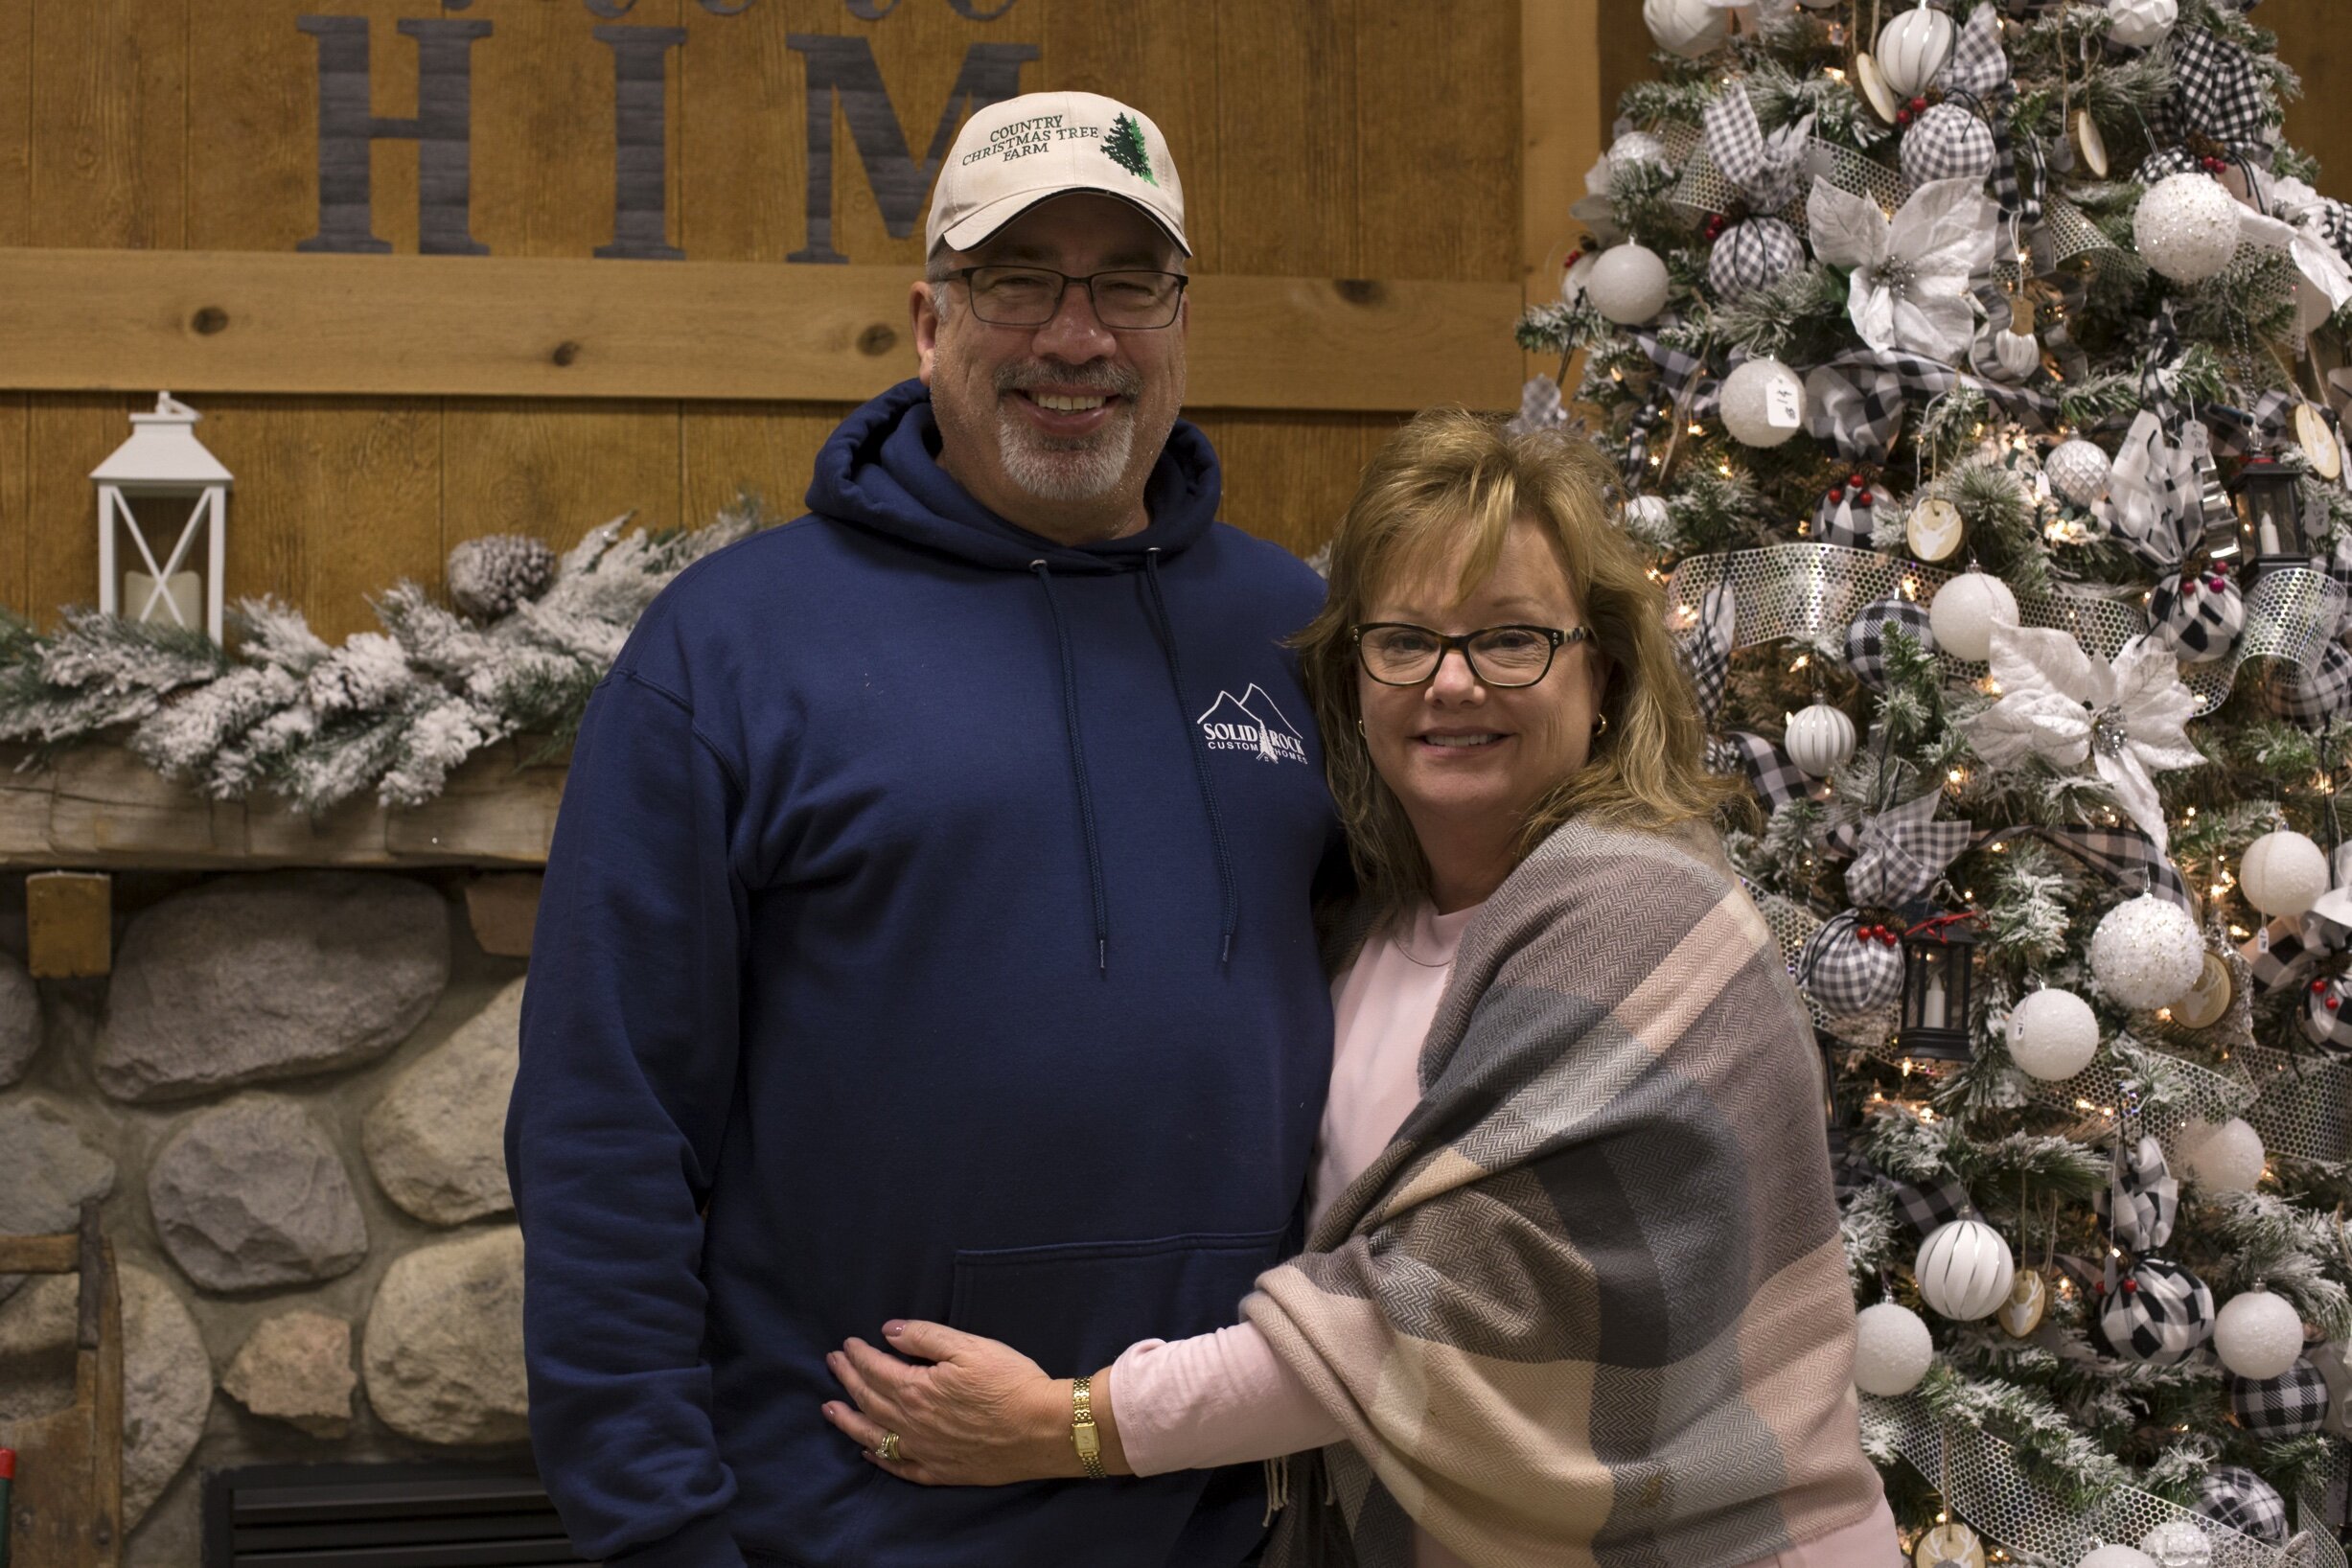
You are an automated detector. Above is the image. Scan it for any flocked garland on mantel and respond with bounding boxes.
[0,497,773,815]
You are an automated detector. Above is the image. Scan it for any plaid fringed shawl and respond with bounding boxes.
[1246,818,1883,1568]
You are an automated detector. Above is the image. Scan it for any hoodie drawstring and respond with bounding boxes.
[1145,549,1241,966]
[1030,562,1112,974]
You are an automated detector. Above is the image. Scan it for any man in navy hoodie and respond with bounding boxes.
[507,90,1337,1567]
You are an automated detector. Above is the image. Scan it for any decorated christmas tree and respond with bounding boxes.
[1520,2,2352,1563]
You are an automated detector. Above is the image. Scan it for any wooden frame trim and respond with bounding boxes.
[1520,0,1603,354]
[0,247,1520,414]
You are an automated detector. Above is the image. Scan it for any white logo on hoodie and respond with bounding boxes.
[1196,685,1306,765]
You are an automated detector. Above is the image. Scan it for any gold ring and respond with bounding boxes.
[876,1431,902,1463]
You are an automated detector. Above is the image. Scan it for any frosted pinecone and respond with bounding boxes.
[448,534,558,620]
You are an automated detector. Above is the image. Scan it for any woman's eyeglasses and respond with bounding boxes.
[1349,623,1587,688]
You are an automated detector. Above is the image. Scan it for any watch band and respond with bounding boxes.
[1071,1375,1105,1479]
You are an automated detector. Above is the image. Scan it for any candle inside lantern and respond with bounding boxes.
[1921,967,1948,1030]
[123,569,204,631]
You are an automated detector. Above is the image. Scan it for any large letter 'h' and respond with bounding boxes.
[297,14,494,255]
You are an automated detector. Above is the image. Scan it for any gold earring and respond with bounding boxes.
[1355,717,1367,738]
[1594,712,1610,737]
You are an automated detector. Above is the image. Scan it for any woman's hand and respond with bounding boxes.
[822,1321,1123,1486]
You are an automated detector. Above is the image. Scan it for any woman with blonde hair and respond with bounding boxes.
[820,410,1898,1567]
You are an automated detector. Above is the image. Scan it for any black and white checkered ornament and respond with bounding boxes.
[1798,911,1907,1018]
[2094,1134,2179,1252]
[2193,1465,2290,1546]
[2096,1257,2215,1367]
[2228,1357,2331,1439]
[1810,475,1888,549]
[2146,570,2245,665]
[1888,1173,1974,1236]
[1708,217,1806,302]
[1843,597,1937,690]
[2302,971,2352,1049]
[1901,104,1998,187]
[2260,641,2352,722]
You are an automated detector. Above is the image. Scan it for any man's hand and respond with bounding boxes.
[821,1321,1126,1485]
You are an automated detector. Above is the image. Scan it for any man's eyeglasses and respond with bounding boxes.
[1349,623,1588,688]
[937,265,1188,331]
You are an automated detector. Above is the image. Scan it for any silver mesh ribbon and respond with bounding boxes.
[1861,1392,2346,1568]
[1659,120,1909,236]
[1664,546,2343,717]
[2238,1040,2352,1165]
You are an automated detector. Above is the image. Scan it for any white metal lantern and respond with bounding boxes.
[91,393,230,641]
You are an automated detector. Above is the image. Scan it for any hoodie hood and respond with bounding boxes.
[804,378,1222,573]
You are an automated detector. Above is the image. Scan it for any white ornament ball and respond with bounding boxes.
[2215,1290,2306,1380]
[2090,894,2205,1008]
[2007,987,2101,1081]
[1621,494,1673,544]
[1644,0,1731,58]
[2046,438,2113,509]
[2108,0,2179,49]
[1927,571,2019,662]
[2240,829,2329,917]
[2184,1117,2266,1193]
[1719,358,1808,450]
[1878,4,1958,98]
[1585,243,1672,326]
[2134,173,2243,286]
[2137,1520,2213,1568]
[1853,1301,1935,1395]
[1916,1218,2016,1322]
[1785,702,1856,779]
[1606,129,1669,173]
[2080,1548,2158,1568]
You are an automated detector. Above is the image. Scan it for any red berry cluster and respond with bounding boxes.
[1855,921,1902,947]
[2201,154,2230,175]
[2178,568,2228,593]
[2312,978,2341,1012]
[1896,95,1929,128]
[1705,213,1729,242]
[1828,474,1874,508]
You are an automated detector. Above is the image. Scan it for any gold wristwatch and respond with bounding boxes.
[1070,1375,1105,1479]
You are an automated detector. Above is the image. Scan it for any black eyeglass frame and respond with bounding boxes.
[1349,623,1589,688]
[935,265,1190,331]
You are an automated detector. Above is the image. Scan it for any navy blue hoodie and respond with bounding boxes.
[508,380,1338,1567]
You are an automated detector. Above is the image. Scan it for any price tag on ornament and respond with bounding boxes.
[2295,401,2342,482]
[1765,378,1804,430]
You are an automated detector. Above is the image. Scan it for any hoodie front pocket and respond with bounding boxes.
[945,1228,1288,1375]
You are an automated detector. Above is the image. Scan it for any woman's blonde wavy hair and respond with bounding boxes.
[1296,408,1745,916]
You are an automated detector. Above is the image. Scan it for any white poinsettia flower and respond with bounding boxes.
[1963,623,2204,855]
[1571,153,1626,245]
[2237,168,2352,314]
[1807,177,1999,363]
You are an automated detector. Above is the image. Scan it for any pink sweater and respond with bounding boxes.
[1110,901,1899,1568]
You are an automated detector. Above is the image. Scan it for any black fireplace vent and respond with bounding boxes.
[202,1461,597,1567]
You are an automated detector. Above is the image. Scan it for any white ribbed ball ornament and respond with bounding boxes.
[1878,2,1957,97]
[2184,1117,2266,1193]
[2240,829,2330,917]
[1621,494,1672,545]
[2134,173,2243,285]
[2108,0,2179,48]
[2137,1520,2213,1568]
[1644,0,1731,58]
[1853,1301,1934,1395]
[2007,987,2101,1081]
[1719,358,1808,450]
[2090,894,2205,1008]
[2046,438,2113,509]
[2215,1289,2305,1380]
[2080,1548,2158,1568]
[1916,1218,2016,1321]
[1927,571,2019,662]
[1785,702,1856,779]
[1585,243,1672,326]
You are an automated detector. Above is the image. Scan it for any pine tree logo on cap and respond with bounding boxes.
[1102,113,1157,186]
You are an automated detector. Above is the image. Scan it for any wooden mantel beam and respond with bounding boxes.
[0,248,1522,415]
[0,744,562,869]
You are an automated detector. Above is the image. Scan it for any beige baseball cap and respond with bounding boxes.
[927,91,1189,258]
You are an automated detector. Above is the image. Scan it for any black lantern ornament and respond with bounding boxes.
[2237,456,2313,583]
[1893,903,1978,1061]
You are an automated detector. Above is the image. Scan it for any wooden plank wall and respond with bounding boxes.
[0,0,1527,642]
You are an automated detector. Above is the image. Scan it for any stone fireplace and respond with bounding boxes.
[0,746,559,1565]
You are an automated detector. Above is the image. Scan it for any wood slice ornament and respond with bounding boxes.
[1997,1268,2049,1337]
[1907,496,1967,562]
[2171,951,2235,1030]
[2076,109,2110,177]
[2296,402,2343,481]
[1855,50,1901,125]
[1915,1521,1988,1568]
